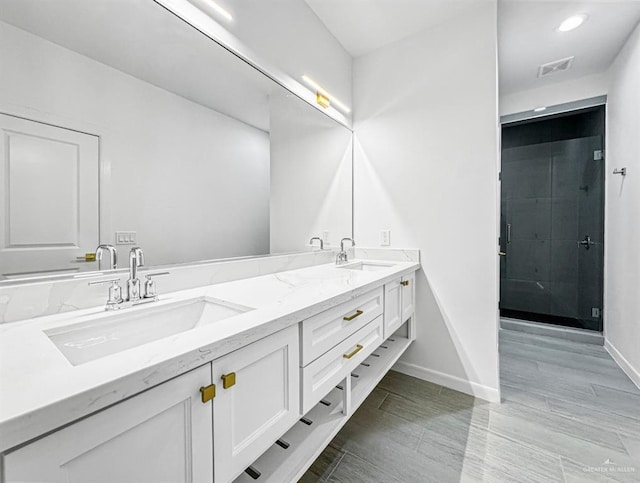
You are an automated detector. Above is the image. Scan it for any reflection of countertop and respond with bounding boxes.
[0,259,419,453]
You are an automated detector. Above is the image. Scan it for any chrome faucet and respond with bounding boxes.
[309,236,324,250]
[336,238,355,265]
[95,244,117,270]
[127,247,145,302]
[89,245,169,310]
[90,246,170,310]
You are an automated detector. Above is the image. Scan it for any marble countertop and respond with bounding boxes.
[0,258,419,453]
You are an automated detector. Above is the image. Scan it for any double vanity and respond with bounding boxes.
[0,252,419,482]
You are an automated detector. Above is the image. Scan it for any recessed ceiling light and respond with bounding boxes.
[534,107,547,112]
[558,14,587,32]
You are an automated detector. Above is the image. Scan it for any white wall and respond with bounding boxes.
[353,2,501,401]
[269,91,352,252]
[500,72,609,116]
[604,22,640,388]
[0,21,270,267]
[225,0,352,114]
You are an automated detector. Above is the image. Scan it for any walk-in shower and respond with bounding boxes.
[500,106,605,331]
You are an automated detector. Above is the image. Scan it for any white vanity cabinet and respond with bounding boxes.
[384,272,416,339]
[2,265,419,483]
[3,364,214,483]
[3,326,300,483]
[212,324,300,482]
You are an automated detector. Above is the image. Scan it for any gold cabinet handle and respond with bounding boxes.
[200,384,216,403]
[343,310,363,321]
[401,280,409,286]
[221,372,236,389]
[343,344,364,359]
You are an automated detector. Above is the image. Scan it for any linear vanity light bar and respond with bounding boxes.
[187,0,233,22]
[301,74,351,113]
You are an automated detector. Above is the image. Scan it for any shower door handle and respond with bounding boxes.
[578,235,595,250]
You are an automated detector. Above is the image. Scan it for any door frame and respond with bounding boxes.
[498,95,607,334]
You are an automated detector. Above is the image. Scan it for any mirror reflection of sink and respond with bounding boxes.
[338,261,397,272]
[45,297,253,366]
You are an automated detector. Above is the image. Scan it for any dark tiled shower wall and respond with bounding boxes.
[500,134,604,331]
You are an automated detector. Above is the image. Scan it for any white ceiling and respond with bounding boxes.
[305,0,640,96]
[304,0,491,58]
[498,0,640,95]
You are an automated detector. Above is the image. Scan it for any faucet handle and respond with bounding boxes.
[143,272,170,299]
[89,279,123,309]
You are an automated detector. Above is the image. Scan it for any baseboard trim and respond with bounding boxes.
[605,338,640,391]
[392,361,500,403]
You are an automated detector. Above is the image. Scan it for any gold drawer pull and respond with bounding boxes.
[221,372,236,389]
[343,344,364,359]
[343,310,363,321]
[401,280,409,286]
[200,384,216,403]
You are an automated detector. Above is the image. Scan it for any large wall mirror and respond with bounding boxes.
[0,0,353,282]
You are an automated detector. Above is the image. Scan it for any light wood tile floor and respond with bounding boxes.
[300,329,640,482]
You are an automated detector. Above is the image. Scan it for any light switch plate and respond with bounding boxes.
[322,230,330,246]
[380,230,391,246]
[115,231,137,245]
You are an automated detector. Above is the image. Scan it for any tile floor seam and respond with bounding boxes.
[483,413,635,468]
[592,382,640,398]
[489,408,632,455]
[615,430,633,458]
[376,390,390,410]
[500,336,610,355]
[501,383,640,421]
[559,454,569,483]
[415,425,427,452]
[322,448,346,482]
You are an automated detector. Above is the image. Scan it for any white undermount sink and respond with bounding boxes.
[45,296,253,366]
[338,261,397,272]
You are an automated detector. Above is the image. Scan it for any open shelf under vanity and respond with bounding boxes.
[235,323,413,483]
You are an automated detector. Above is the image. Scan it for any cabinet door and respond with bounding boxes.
[213,325,300,482]
[4,365,213,483]
[384,278,403,338]
[402,272,416,323]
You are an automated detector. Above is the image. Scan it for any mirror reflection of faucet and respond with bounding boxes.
[95,244,118,270]
[336,238,355,265]
[89,247,170,310]
[309,236,324,250]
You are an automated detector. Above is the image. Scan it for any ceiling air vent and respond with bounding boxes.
[538,56,574,78]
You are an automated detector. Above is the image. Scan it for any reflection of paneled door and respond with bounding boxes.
[0,114,99,279]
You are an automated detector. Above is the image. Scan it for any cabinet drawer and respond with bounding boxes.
[301,316,383,413]
[301,287,383,366]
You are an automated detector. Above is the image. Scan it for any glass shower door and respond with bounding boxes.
[500,136,604,331]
